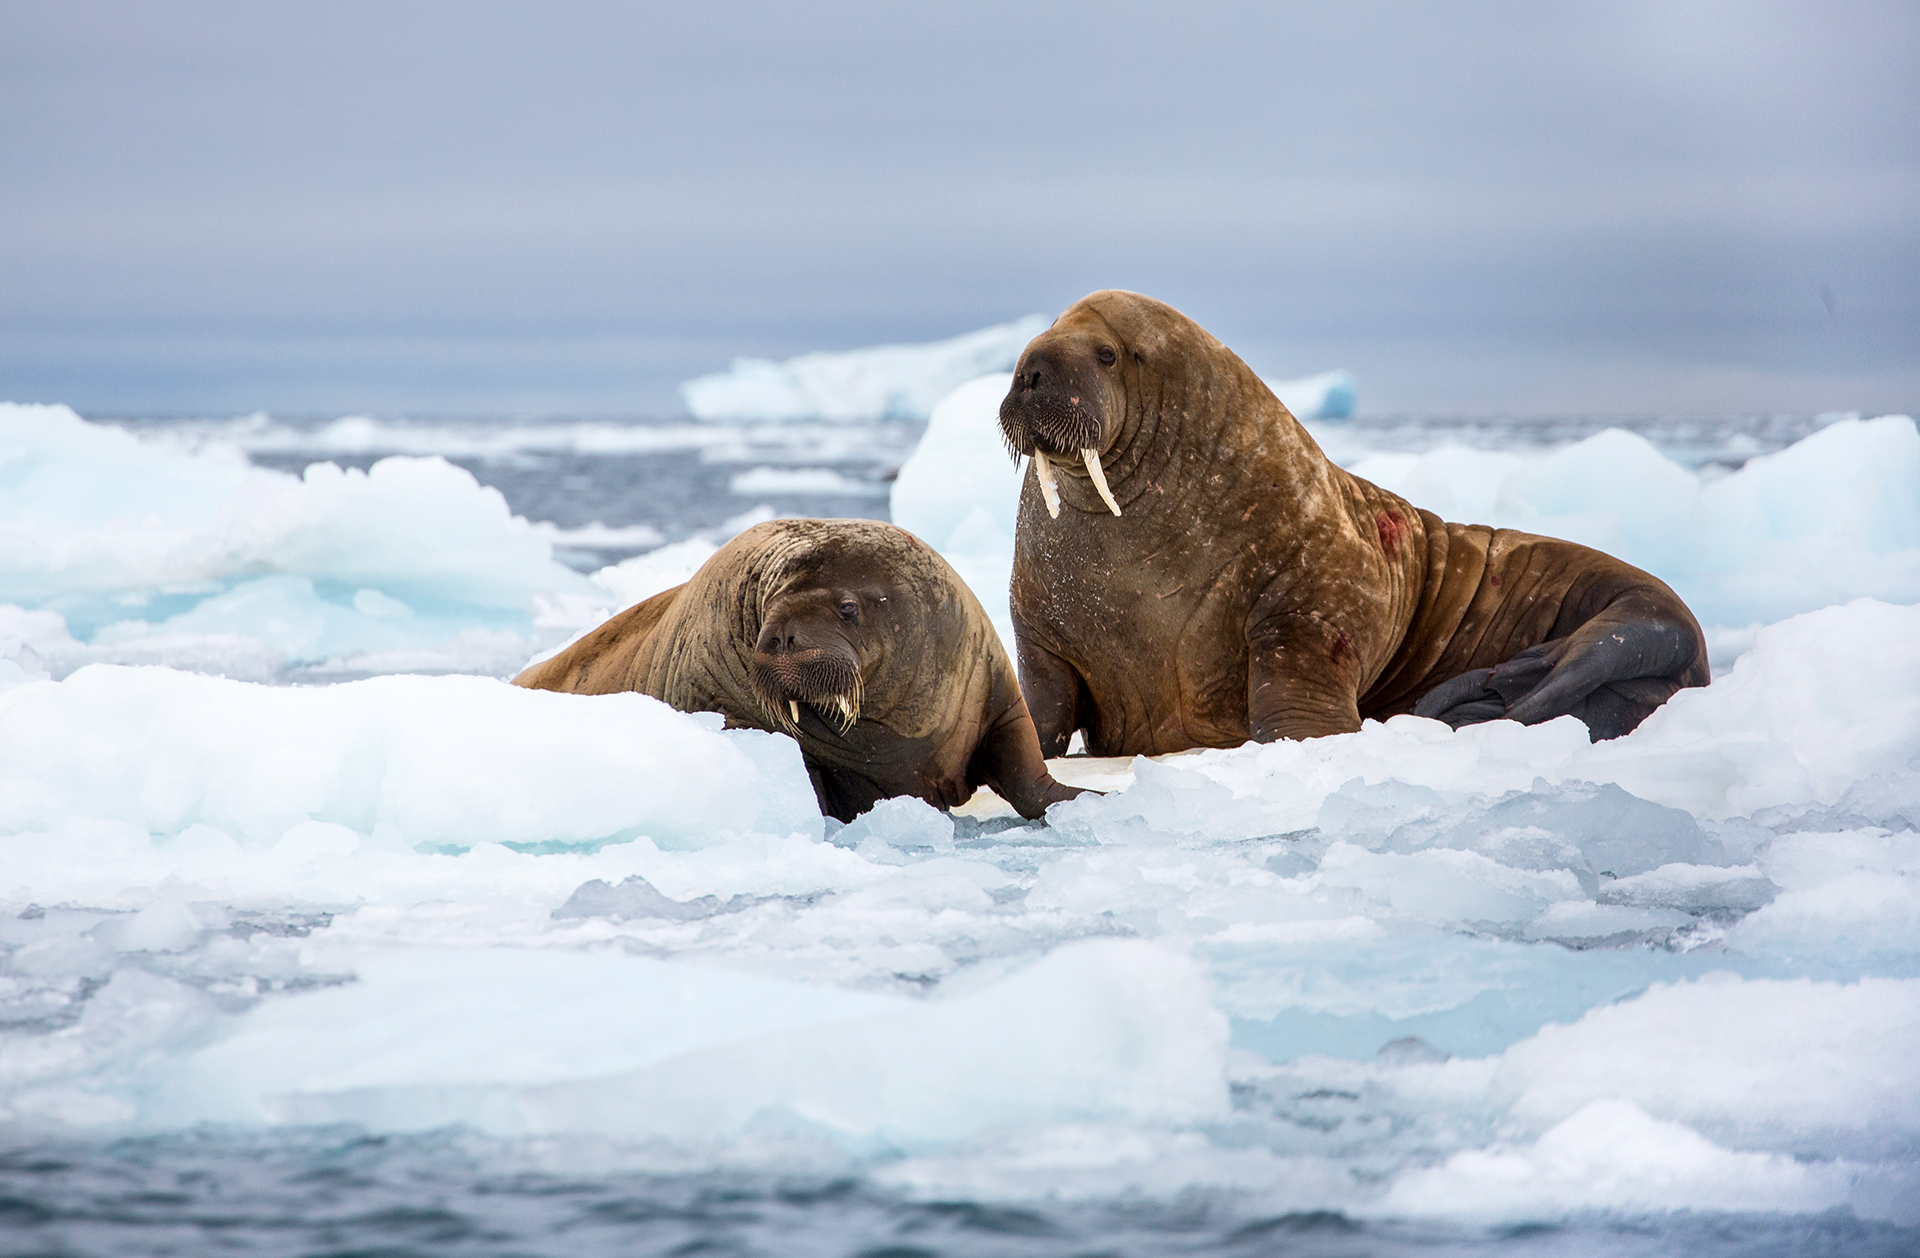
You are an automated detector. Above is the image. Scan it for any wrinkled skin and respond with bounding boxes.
[999,290,1709,756]
[514,519,1081,822]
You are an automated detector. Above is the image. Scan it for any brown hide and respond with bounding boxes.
[515,519,1078,821]
[1001,291,1709,756]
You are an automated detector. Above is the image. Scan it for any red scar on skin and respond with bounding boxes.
[1375,510,1409,555]
[1490,573,1503,587]
[1330,629,1356,670]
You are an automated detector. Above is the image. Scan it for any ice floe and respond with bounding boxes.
[0,403,593,680]
[1,393,1916,1231]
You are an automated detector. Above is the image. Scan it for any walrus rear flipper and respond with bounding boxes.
[1413,598,1703,742]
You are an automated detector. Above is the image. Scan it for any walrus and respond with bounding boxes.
[997,290,1708,756]
[513,518,1082,822]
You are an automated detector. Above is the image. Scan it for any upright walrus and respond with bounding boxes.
[997,290,1708,756]
[514,518,1081,822]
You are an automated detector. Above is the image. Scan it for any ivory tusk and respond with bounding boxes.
[1081,448,1122,517]
[1031,452,1061,518]
[788,700,801,724]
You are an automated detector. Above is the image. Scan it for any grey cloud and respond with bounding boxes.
[2,0,1914,414]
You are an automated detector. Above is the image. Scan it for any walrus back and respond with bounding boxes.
[512,583,685,695]
[1361,513,1708,719]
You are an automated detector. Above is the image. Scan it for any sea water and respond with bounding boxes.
[1,400,1916,1256]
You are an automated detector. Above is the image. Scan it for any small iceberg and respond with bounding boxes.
[681,315,1051,422]
[1267,368,1357,420]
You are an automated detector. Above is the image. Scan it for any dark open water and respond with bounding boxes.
[3,1130,1913,1258]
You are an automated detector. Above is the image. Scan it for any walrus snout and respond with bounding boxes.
[749,615,863,734]
[999,357,1123,519]
[999,361,1104,460]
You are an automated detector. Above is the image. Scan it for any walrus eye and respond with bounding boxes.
[1096,346,1116,366]
[837,599,859,622]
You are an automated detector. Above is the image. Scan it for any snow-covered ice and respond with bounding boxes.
[2,395,1917,1238]
[0,402,595,681]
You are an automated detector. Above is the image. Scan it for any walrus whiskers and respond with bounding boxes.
[1031,452,1062,518]
[1082,448,1122,517]
[833,671,864,734]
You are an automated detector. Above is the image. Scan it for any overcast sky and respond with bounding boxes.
[3,1,1915,417]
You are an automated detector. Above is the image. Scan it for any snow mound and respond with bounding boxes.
[1370,973,1920,1222]
[0,666,819,856]
[0,404,580,609]
[680,316,1051,422]
[889,374,1026,649]
[0,403,592,680]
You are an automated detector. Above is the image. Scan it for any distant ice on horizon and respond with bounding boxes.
[679,315,1358,422]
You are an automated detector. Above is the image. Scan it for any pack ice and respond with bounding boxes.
[1,397,1917,1228]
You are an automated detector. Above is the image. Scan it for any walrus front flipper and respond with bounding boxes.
[1013,621,1091,759]
[969,709,1085,820]
[970,666,1088,820]
[808,763,896,824]
[1413,595,1703,741]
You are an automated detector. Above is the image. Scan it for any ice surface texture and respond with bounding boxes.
[0,402,595,681]
[2,398,1918,1230]
[2,596,1917,1223]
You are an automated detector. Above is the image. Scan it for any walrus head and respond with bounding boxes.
[998,304,1129,520]
[749,579,871,737]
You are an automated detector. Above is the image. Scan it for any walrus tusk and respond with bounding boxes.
[1031,452,1061,518]
[1081,449,1122,517]
[789,700,801,724]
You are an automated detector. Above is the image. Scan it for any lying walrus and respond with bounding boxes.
[514,519,1082,822]
[996,290,1708,756]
